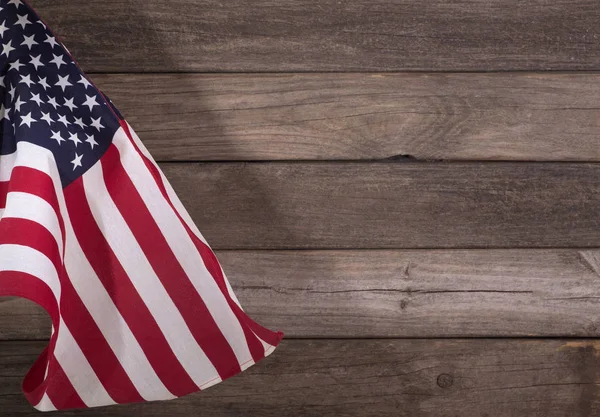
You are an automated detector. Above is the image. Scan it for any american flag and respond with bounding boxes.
[0,0,283,411]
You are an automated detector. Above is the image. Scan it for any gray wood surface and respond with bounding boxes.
[10,2,600,416]
[28,0,600,72]
[2,339,600,416]
[160,162,600,249]
[88,73,600,162]
[4,249,600,340]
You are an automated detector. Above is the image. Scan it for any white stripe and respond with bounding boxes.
[113,128,254,367]
[12,141,57,179]
[63,217,175,401]
[222,269,242,308]
[0,244,61,302]
[34,393,56,412]
[53,320,115,408]
[2,191,63,258]
[123,122,209,244]
[82,160,220,388]
[0,151,17,182]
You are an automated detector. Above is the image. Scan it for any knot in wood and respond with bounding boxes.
[436,373,454,388]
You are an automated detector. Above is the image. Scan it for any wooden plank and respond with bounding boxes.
[161,162,600,249]
[90,73,600,162]
[28,0,600,72]
[2,339,600,416]
[4,249,600,340]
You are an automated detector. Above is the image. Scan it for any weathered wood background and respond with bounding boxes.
[3,0,600,415]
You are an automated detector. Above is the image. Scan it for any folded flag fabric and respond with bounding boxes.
[0,0,283,411]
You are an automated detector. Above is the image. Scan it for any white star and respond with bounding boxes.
[64,97,77,111]
[0,20,8,37]
[47,97,59,109]
[21,34,37,50]
[8,85,16,100]
[77,75,93,90]
[14,96,25,112]
[71,153,83,170]
[90,116,104,131]
[0,104,9,121]
[40,111,54,125]
[68,132,82,147]
[30,93,44,106]
[85,133,98,149]
[19,73,35,87]
[8,0,22,8]
[19,112,36,127]
[37,20,46,30]
[50,130,65,145]
[55,74,72,91]
[38,76,50,90]
[44,34,58,49]
[0,75,4,87]
[9,59,24,71]
[74,117,86,129]
[82,95,99,111]
[1,40,14,57]
[15,14,31,30]
[57,113,70,127]
[29,54,43,69]
[50,54,66,69]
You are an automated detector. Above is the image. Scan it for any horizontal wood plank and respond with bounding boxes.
[4,249,600,340]
[29,0,600,72]
[161,162,600,249]
[90,73,600,162]
[2,339,600,416]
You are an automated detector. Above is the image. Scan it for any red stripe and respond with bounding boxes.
[0,180,7,209]
[99,144,242,380]
[64,176,200,397]
[6,167,143,404]
[0,167,65,408]
[121,121,284,350]
[0,218,62,277]
[0,216,143,404]
[7,167,60,217]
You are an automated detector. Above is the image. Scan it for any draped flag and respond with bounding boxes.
[0,0,283,411]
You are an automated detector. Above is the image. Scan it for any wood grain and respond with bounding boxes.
[88,73,600,162]
[4,249,600,340]
[161,162,600,249]
[28,0,600,72]
[2,339,600,416]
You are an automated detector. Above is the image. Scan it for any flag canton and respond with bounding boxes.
[0,0,121,187]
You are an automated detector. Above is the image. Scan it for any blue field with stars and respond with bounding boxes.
[0,0,123,187]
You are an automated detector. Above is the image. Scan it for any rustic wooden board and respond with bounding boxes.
[160,162,600,249]
[89,73,600,162]
[1,339,600,416]
[28,0,600,72]
[4,249,600,340]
